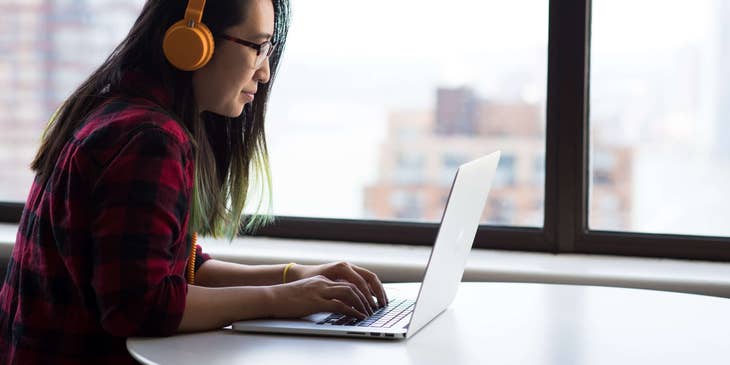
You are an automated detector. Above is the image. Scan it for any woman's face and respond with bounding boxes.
[192,0,275,117]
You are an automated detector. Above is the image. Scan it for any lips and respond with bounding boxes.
[241,91,255,102]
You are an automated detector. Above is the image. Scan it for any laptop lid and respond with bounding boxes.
[230,151,500,339]
[405,151,500,338]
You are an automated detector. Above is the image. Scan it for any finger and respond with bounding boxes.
[343,268,378,310]
[327,285,371,317]
[329,299,367,320]
[341,284,373,316]
[343,281,375,315]
[330,288,370,318]
[353,266,389,307]
[331,278,373,314]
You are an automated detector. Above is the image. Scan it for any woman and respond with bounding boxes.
[0,0,388,363]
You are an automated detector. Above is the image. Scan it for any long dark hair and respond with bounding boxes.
[31,0,291,239]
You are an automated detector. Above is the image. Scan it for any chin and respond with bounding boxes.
[229,106,246,118]
[213,104,246,118]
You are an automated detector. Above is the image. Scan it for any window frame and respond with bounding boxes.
[547,0,730,261]
[2,0,729,261]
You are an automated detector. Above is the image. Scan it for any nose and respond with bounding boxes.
[254,57,271,84]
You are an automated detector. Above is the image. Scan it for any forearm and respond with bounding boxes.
[194,259,291,287]
[177,284,275,333]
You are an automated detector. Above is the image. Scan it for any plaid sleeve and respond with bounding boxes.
[88,126,191,337]
[194,244,211,272]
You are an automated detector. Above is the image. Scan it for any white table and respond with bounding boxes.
[128,282,730,365]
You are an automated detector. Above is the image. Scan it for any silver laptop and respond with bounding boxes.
[232,151,501,340]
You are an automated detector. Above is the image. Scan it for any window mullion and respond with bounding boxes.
[0,203,23,223]
[545,0,592,253]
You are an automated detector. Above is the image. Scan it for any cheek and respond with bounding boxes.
[204,64,239,98]
[195,48,258,115]
[215,60,253,93]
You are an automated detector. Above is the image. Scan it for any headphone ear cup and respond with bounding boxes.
[197,22,215,67]
[163,20,215,71]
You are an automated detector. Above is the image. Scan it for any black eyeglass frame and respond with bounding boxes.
[218,34,277,61]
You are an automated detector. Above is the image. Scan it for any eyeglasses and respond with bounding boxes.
[218,34,277,68]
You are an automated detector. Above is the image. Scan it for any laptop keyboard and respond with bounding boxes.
[316,298,415,328]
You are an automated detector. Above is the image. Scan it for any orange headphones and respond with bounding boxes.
[163,0,214,71]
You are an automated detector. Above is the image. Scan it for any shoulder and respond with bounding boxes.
[73,96,193,167]
[75,96,191,148]
[66,98,194,175]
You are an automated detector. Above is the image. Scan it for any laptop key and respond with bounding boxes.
[318,298,416,327]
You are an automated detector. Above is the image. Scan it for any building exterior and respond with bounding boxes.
[0,0,141,201]
[365,86,633,229]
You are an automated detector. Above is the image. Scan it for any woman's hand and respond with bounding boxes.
[288,262,389,310]
[269,275,373,319]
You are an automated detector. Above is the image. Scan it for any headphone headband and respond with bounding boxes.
[184,0,206,25]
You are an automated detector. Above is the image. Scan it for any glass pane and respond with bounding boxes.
[1,0,548,228]
[267,0,548,225]
[0,0,145,201]
[590,0,730,236]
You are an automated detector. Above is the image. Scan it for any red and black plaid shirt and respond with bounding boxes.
[0,72,211,364]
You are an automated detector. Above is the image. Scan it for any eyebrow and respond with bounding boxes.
[250,32,273,41]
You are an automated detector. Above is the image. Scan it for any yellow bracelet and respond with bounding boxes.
[187,232,198,285]
[282,262,296,284]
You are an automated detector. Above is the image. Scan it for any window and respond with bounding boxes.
[590,0,730,237]
[269,0,548,226]
[2,0,729,260]
[394,151,425,185]
[494,154,516,188]
[441,154,466,185]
